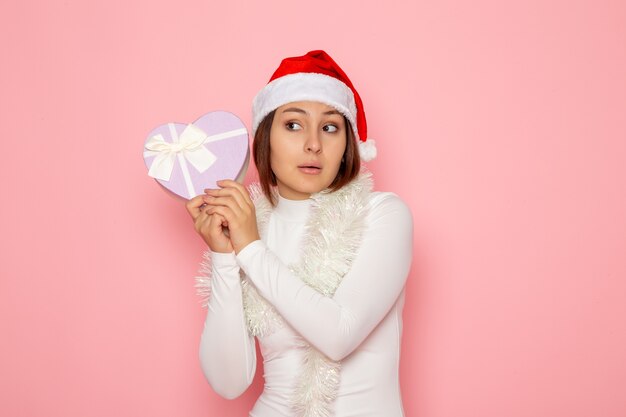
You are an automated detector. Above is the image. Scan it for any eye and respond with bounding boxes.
[286,121,302,131]
[322,124,338,133]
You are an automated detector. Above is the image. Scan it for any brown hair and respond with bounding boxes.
[253,110,361,206]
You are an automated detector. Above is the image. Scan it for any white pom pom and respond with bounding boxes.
[358,138,377,162]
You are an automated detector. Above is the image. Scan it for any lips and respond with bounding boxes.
[298,162,321,169]
[298,162,322,175]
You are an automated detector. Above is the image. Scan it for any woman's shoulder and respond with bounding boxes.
[366,190,410,210]
[365,191,413,225]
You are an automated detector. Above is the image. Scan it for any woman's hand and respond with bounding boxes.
[202,179,261,254]
[186,194,234,254]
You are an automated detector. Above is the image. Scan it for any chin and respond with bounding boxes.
[300,176,335,190]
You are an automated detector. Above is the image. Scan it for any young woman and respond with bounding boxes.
[186,50,413,417]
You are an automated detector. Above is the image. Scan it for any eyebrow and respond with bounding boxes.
[281,107,307,115]
[281,107,342,116]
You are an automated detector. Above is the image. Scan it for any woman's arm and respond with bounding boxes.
[198,251,256,399]
[186,184,256,397]
[235,193,413,362]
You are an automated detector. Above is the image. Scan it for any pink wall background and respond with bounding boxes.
[1,0,625,416]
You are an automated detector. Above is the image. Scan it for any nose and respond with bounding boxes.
[305,129,322,154]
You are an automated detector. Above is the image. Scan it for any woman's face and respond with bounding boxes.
[269,101,347,200]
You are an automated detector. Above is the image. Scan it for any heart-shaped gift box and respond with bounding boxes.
[143,111,250,200]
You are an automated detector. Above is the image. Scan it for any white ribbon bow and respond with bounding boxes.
[144,123,216,182]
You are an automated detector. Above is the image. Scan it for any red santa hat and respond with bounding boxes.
[252,50,377,161]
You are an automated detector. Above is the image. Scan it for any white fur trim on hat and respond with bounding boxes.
[358,138,377,162]
[252,72,361,142]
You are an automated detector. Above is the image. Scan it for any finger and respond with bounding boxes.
[204,186,248,211]
[198,209,228,237]
[194,206,212,232]
[186,194,210,220]
[216,180,254,206]
[211,212,229,229]
[221,180,254,206]
[206,211,223,234]
[202,195,244,217]
[205,205,235,225]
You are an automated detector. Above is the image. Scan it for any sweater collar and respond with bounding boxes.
[274,192,313,221]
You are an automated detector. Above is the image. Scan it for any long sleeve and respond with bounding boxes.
[235,193,413,362]
[198,251,256,399]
